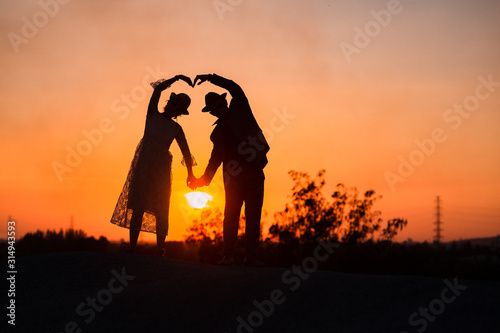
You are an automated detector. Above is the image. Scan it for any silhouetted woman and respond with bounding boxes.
[111,75,195,255]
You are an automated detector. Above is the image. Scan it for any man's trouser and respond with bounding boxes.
[222,169,264,259]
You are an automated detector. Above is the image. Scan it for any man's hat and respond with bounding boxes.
[170,92,191,115]
[202,92,227,112]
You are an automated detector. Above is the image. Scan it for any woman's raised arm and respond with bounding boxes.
[147,75,193,117]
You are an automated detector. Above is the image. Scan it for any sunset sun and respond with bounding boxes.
[184,191,214,209]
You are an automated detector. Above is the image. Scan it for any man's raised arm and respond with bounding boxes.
[194,74,246,100]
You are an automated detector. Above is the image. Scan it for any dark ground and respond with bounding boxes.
[4,252,500,332]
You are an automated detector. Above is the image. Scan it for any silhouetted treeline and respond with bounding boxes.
[1,229,499,280]
[0,228,199,262]
[0,228,109,259]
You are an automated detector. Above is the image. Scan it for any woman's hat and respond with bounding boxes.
[202,92,227,112]
[170,92,191,115]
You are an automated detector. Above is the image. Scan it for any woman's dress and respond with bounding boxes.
[110,112,193,235]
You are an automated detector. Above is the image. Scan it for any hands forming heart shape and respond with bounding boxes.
[150,74,215,91]
[173,74,213,88]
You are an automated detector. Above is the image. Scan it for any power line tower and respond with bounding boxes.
[433,196,443,244]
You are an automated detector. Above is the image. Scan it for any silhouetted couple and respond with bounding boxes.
[111,74,269,266]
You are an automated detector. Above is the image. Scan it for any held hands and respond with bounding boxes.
[186,175,209,190]
[187,174,204,190]
[187,174,197,190]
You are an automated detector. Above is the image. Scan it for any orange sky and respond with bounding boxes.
[1,0,499,244]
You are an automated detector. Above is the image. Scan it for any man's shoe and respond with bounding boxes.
[217,256,235,266]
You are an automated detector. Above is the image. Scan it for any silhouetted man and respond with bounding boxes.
[192,73,269,266]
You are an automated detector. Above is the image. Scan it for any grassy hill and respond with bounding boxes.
[4,251,500,332]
